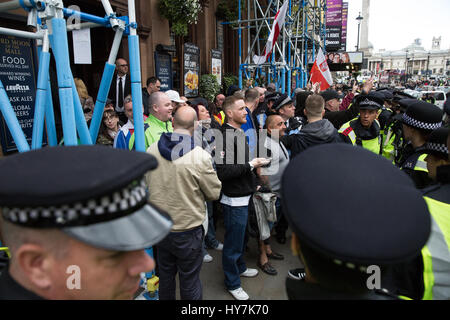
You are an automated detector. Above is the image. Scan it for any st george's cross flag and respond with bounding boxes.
[310,48,333,91]
[253,1,289,65]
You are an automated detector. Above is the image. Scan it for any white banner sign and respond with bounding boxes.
[72,28,92,65]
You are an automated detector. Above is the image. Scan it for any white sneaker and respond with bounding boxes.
[240,268,258,277]
[228,287,249,300]
[203,254,213,263]
[215,243,224,251]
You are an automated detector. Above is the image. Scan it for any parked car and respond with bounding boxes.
[437,86,450,94]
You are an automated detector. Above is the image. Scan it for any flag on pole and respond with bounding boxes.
[253,1,289,65]
[310,48,333,91]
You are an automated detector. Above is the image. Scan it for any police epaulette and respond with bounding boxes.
[422,183,441,196]
[342,126,353,136]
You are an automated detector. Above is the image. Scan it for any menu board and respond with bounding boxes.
[0,34,40,153]
[155,51,173,91]
[183,43,200,98]
[217,21,224,53]
[211,49,222,86]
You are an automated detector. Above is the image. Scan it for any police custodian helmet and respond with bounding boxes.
[282,144,431,269]
[0,146,172,251]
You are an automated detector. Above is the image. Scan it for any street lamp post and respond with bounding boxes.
[405,49,409,84]
[356,12,363,51]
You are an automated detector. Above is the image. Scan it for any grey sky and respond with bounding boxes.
[345,0,450,52]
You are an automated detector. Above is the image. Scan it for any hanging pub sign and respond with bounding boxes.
[211,49,222,86]
[183,43,200,98]
[155,51,173,91]
[0,34,41,154]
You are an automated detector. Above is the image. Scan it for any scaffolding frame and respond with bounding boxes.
[230,0,326,96]
[0,0,146,152]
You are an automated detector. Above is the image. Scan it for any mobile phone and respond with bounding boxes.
[261,158,272,168]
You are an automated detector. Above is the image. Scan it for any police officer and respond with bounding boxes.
[376,89,395,131]
[421,127,450,299]
[282,144,431,300]
[272,93,304,135]
[338,91,385,155]
[384,128,450,300]
[399,100,443,189]
[444,98,450,128]
[265,92,282,113]
[0,146,173,300]
[381,98,417,164]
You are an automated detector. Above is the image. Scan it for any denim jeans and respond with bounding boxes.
[274,197,288,236]
[222,204,249,290]
[204,201,220,249]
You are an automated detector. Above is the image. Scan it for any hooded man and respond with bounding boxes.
[285,94,342,159]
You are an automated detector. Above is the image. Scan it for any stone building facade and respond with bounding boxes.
[367,38,450,79]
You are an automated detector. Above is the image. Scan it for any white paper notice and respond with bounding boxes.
[72,28,92,64]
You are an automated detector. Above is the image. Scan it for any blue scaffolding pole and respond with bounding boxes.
[232,0,326,92]
[0,0,146,153]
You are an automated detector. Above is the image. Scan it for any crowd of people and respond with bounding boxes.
[0,57,449,301]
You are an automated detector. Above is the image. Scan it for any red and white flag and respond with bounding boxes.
[310,48,333,91]
[253,1,289,65]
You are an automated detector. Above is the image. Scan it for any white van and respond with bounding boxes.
[420,91,447,110]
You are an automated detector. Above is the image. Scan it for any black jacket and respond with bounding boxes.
[382,166,450,299]
[0,266,44,300]
[282,119,342,158]
[399,145,434,189]
[108,74,132,107]
[286,278,399,300]
[142,87,150,116]
[216,124,256,198]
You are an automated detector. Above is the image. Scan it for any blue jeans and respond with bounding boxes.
[222,204,249,290]
[204,201,220,249]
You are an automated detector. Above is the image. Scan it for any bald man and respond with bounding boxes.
[129,92,174,150]
[146,106,222,300]
[257,114,289,275]
[109,58,132,123]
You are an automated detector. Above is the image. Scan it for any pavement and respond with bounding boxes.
[191,216,304,300]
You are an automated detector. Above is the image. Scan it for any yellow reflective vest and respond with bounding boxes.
[421,193,450,300]
[338,119,383,155]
